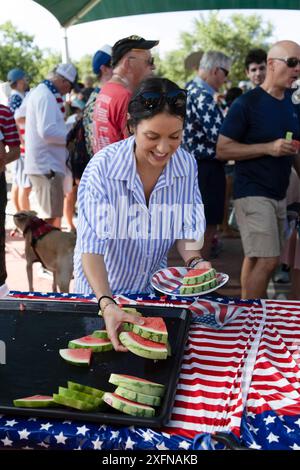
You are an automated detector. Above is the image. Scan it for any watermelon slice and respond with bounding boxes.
[109,374,165,397]
[58,387,104,408]
[68,335,113,352]
[59,348,92,366]
[114,386,161,407]
[182,268,216,285]
[67,381,105,399]
[132,316,168,344]
[91,330,109,339]
[180,277,218,295]
[119,332,168,360]
[103,392,155,417]
[122,307,143,332]
[53,393,95,411]
[13,395,55,408]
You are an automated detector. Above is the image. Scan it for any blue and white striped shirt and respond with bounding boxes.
[74,136,205,295]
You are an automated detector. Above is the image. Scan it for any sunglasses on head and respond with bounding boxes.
[218,67,229,77]
[274,57,300,68]
[133,89,187,112]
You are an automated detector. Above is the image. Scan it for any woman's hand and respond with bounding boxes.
[102,304,144,352]
[193,260,212,270]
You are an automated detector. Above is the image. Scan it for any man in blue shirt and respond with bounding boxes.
[183,51,232,259]
[217,40,300,299]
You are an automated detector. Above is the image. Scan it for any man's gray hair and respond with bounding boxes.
[199,51,232,72]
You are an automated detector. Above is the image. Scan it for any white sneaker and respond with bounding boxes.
[37,266,53,280]
[0,283,9,298]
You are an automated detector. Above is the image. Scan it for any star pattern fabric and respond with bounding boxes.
[183,79,224,161]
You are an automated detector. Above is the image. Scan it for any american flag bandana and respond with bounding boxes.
[43,79,65,115]
[189,298,250,328]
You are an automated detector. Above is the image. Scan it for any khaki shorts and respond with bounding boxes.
[29,172,64,218]
[234,196,286,258]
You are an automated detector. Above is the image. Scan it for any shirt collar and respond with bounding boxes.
[107,136,189,189]
[194,76,215,96]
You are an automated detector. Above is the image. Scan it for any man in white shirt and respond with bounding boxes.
[25,63,77,227]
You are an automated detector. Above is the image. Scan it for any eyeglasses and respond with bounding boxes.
[128,56,155,66]
[132,89,187,112]
[273,57,300,68]
[218,67,229,77]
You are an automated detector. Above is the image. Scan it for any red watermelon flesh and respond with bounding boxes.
[184,268,211,278]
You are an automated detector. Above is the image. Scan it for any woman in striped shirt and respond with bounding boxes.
[74,77,210,350]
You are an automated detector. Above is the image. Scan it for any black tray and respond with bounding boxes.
[0,299,190,428]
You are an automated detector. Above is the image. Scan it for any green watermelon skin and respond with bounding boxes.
[114,386,161,406]
[103,392,155,417]
[59,348,92,366]
[109,374,165,397]
[180,277,218,295]
[91,330,109,339]
[68,335,113,352]
[122,307,142,332]
[13,395,55,408]
[53,393,95,411]
[182,268,216,285]
[119,332,168,360]
[132,317,168,344]
[67,381,105,399]
[58,387,104,408]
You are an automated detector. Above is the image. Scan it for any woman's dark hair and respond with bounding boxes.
[127,77,186,130]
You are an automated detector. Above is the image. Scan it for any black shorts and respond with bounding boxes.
[197,159,226,225]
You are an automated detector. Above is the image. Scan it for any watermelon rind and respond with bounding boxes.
[119,332,168,360]
[53,393,95,411]
[132,317,168,344]
[13,395,55,408]
[58,387,104,408]
[91,330,109,339]
[68,335,113,352]
[122,307,142,332]
[67,381,105,399]
[59,348,92,366]
[180,277,218,295]
[182,268,217,285]
[114,386,161,407]
[103,392,155,417]
[109,374,165,397]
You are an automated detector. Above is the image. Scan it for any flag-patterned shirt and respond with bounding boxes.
[183,77,224,161]
[74,136,205,295]
[0,104,20,148]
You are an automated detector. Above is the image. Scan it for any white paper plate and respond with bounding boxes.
[151,267,229,297]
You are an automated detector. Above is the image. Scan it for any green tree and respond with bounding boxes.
[0,21,61,85]
[159,12,273,86]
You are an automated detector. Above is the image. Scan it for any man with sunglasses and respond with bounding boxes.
[217,40,300,300]
[245,48,267,89]
[92,35,158,153]
[183,50,232,260]
[24,63,78,228]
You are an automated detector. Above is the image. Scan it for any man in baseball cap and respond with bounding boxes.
[93,35,159,152]
[55,63,79,91]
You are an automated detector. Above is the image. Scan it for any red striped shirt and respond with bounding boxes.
[0,104,20,147]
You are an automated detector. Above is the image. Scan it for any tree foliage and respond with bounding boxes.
[159,12,274,86]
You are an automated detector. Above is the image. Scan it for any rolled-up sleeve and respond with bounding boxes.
[77,165,111,255]
[180,171,205,241]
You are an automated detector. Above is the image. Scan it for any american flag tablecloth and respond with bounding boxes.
[2,292,300,450]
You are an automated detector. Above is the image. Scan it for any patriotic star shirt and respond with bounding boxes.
[183,77,224,161]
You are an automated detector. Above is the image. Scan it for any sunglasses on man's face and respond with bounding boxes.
[128,56,155,66]
[218,67,229,77]
[134,89,187,112]
[273,57,300,68]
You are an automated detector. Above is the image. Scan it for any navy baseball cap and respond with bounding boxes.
[7,68,26,85]
[112,35,159,67]
[92,44,112,74]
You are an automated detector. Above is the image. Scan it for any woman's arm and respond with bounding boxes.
[176,239,212,269]
[81,253,143,352]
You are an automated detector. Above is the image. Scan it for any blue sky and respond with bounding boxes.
[1,1,300,60]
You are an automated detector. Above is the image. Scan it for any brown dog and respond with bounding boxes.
[13,211,76,293]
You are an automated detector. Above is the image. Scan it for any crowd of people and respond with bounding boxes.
[1,34,300,324]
